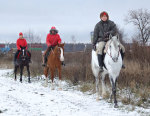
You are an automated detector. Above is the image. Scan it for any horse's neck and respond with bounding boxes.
[50,49,58,59]
[105,39,122,62]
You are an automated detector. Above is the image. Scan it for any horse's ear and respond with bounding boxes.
[109,34,112,40]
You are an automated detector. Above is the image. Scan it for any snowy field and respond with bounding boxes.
[0,69,149,116]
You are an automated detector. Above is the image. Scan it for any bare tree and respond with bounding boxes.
[116,26,126,44]
[24,30,41,44]
[125,9,150,45]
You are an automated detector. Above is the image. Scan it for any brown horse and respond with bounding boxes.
[44,43,65,90]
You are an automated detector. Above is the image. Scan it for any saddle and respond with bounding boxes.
[17,51,31,59]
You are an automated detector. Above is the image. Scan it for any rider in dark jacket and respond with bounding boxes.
[93,11,125,71]
[93,18,117,44]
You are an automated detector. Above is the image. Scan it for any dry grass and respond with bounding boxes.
[29,50,43,76]
[61,43,150,108]
[0,42,150,108]
[0,54,13,69]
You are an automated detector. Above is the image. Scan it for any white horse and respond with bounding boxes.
[91,35,122,108]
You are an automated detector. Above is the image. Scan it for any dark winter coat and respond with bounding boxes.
[93,20,117,45]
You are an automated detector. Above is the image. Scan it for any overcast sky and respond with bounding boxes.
[0,0,149,43]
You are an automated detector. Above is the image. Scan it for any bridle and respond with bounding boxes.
[50,46,64,59]
[106,39,121,62]
[21,49,27,61]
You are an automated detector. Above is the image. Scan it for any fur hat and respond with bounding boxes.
[50,26,58,34]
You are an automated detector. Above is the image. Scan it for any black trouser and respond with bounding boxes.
[44,46,55,64]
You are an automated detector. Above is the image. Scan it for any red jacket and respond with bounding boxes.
[16,38,27,50]
[46,33,61,47]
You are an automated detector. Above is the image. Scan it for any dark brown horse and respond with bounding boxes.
[44,43,65,90]
[14,46,31,83]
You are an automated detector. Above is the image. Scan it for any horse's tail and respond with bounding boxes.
[44,66,49,78]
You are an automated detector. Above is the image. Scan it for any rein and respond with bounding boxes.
[50,46,62,59]
[106,40,120,62]
[50,46,61,55]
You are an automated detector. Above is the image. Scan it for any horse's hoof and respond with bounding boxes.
[114,104,119,108]
[28,81,31,83]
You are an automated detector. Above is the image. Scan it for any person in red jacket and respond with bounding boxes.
[14,32,31,64]
[42,26,62,66]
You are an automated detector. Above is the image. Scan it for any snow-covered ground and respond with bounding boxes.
[0,69,149,116]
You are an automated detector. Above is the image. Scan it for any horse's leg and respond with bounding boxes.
[95,76,100,101]
[44,67,49,87]
[14,66,18,81]
[92,66,100,101]
[58,67,62,90]
[110,76,118,108]
[27,65,31,83]
[101,72,107,98]
[50,68,55,90]
[20,66,23,83]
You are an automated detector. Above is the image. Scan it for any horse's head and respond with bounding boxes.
[107,34,121,62]
[55,43,65,62]
[20,46,27,61]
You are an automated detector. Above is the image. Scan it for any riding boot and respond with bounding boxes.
[98,54,103,72]
[120,51,125,69]
[42,55,47,67]
[27,51,32,63]
[14,52,18,65]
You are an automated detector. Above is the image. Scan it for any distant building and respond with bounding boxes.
[0,44,10,54]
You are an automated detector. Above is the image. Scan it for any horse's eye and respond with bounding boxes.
[110,45,111,48]
[118,45,120,47]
